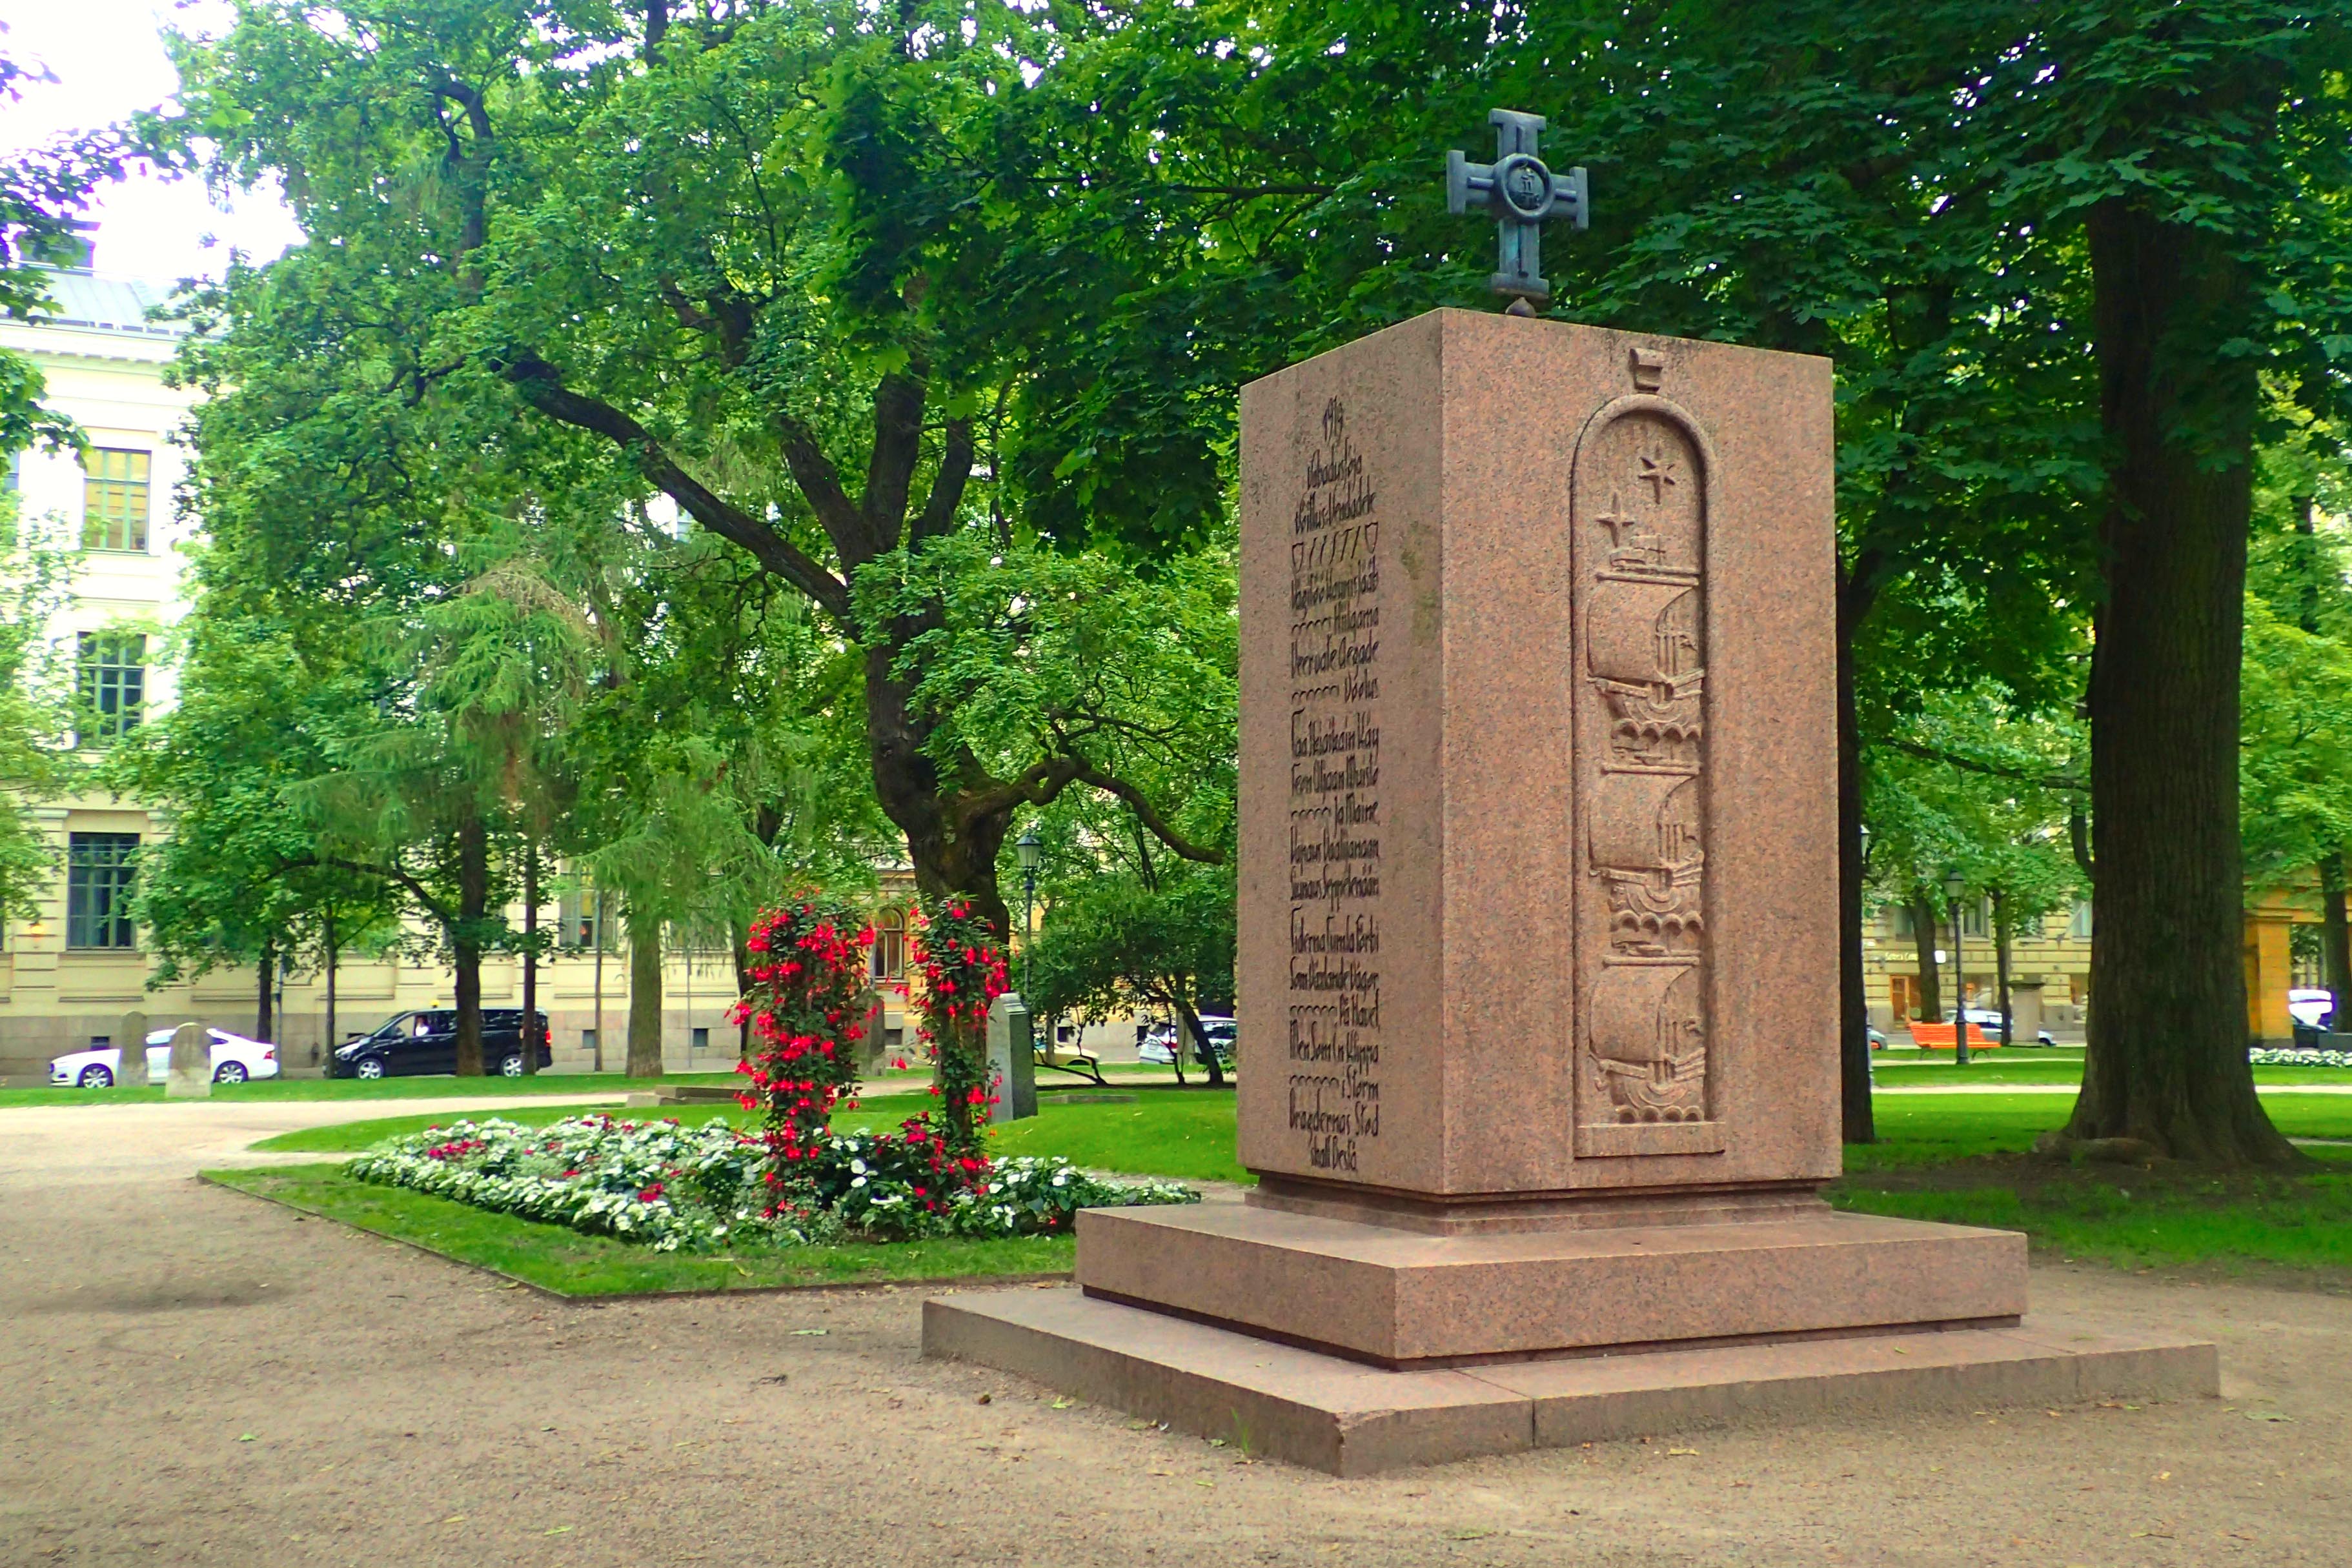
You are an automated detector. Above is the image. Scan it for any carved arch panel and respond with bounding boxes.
[1571,399,1721,1154]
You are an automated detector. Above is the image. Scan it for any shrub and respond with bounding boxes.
[347,1113,1195,1251]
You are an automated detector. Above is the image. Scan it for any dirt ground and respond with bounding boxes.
[3,1103,2347,1567]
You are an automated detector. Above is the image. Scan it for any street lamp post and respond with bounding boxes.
[1943,867,1971,1068]
[1015,827,1042,998]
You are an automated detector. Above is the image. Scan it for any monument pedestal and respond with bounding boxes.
[925,1278,2216,1476]
[922,308,2216,1467]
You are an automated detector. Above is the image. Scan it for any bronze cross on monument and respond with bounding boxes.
[1446,109,1588,316]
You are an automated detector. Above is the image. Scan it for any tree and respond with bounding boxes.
[1028,868,1236,1089]
[1954,3,2352,1161]
[162,0,1230,958]
[1867,688,2087,1034]
[2244,408,2352,1020]
[0,491,71,920]
[112,612,399,1056]
[0,43,117,456]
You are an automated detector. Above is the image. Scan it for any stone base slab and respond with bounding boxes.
[923,1287,2218,1476]
[1075,1201,2027,1366]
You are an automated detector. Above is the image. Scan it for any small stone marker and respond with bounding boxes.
[165,1021,210,1099]
[986,994,1038,1122]
[116,1010,149,1088]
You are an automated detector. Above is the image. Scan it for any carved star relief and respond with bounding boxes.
[1637,450,1680,503]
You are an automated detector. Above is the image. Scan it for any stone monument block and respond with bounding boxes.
[1228,308,1837,1211]
[116,1010,150,1088]
[2009,980,2046,1045]
[926,310,2215,1470]
[165,1021,210,1099]
[986,994,1039,1122]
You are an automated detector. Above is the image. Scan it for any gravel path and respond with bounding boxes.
[3,1103,2347,1566]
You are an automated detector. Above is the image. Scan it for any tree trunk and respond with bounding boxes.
[254,938,275,1044]
[2068,197,2294,1163]
[1994,890,2013,1047]
[731,915,756,1063]
[591,889,606,1072]
[625,901,665,1078]
[2323,854,2351,1032]
[1173,987,1225,1089]
[323,909,338,1069]
[521,841,540,1076]
[452,814,489,1077]
[1836,571,1876,1141]
[1908,891,1941,1026]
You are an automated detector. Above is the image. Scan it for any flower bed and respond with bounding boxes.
[2250,1047,2352,1067]
[346,1112,1197,1252]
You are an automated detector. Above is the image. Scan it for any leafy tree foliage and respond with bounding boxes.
[1026,867,1236,1088]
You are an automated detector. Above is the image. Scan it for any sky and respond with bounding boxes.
[2,2,304,284]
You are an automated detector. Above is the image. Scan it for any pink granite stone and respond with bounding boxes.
[1075,1201,2025,1367]
[1237,309,1839,1209]
[922,1289,2218,1476]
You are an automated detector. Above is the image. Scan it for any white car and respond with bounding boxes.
[2289,989,2337,1030]
[1139,1017,1237,1065]
[50,1027,283,1088]
[1956,1007,2058,1047]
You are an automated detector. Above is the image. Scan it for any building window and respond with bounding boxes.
[81,448,150,551]
[1962,898,1990,939]
[2069,899,2093,938]
[871,907,907,981]
[76,632,146,743]
[691,1027,710,1053]
[67,832,140,949]
[1887,904,1915,939]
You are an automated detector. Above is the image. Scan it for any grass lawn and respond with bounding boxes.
[203,1162,1074,1296]
[249,1083,1252,1177]
[222,1083,2352,1294]
[1871,1050,2352,1088]
[1829,1092,2352,1279]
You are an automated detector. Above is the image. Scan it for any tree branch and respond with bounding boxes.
[861,370,927,556]
[957,757,1226,865]
[502,353,851,619]
[1880,736,2086,794]
[913,416,975,545]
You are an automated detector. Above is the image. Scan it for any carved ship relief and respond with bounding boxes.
[1577,407,1714,1132]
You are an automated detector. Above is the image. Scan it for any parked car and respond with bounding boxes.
[50,1027,281,1088]
[2289,988,2337,1030]
[1139,1016,1237,1067]
[328,1009,553,1080]
[1958,1006,2058,1047]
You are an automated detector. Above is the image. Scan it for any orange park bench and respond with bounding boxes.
[1905,1021,1998,1049]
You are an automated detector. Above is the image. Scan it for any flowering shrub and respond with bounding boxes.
[347,1113,1196,1251]
[731,897,875,1190]
[2249,1047,2352,1067]
[911,899,1011,1159]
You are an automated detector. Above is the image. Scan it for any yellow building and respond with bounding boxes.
[1866,889,2326,1047]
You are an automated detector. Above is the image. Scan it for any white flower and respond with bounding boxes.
[851,1174,868,1188]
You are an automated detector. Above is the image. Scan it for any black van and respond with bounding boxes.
[329,1009,553,1080]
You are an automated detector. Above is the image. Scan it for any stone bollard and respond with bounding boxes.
[165,1021,211,1099]
[116,1010,150,1088]
[985,993,1038,1122]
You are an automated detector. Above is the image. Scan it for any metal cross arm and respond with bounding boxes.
[1447,108,1589,307]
